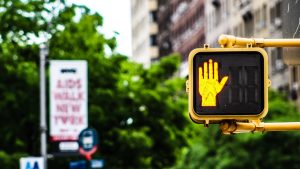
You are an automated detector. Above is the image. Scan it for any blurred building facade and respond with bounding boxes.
[206,0,289,94]
[282,0,300,107]
[131,0,159,67]
[164,0,205,77]
[131,0,300,107]
[131,0,206,75]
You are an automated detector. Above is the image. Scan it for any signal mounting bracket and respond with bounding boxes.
[246,43,252,48]
[204,44,210,49]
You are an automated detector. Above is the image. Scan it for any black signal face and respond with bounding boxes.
[193,51,265,116]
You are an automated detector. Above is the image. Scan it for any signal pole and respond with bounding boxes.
[40,44,48,169]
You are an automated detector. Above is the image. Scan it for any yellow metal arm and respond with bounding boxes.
[218,34,300,48]
[220,121,300,135]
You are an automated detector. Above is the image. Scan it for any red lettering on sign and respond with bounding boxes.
[55,115,84,125]
[56,104,68,113]
[55,103,81,113]
[71,104,81,112]
[54,92,84,101]
[56,79,82,89]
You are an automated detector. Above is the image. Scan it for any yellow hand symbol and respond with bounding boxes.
[199,59,228,107]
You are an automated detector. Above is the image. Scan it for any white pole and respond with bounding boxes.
[40,44,48,169]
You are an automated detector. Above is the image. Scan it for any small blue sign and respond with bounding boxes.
[90,159,104,168]
[26,161,40,169]
[78,128,98,152]
[69,160,86,169]
[20,157,44,169]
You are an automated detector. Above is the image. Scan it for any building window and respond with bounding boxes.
[270,1,282,30]
[254,5,266,32]
[212,0,221,8]
[276,2,281,18]
[244,11,254,36]
[150,10,158,22]
[270,5,275,24]
[151,57,159,63]
[150,35,157,46]
[275,2,282,28]
[262,4,267,28]
[271,48,286,74]
[291,66,299,100]
[292,66,298,83]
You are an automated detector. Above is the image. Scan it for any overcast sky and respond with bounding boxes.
[69,0,132,57]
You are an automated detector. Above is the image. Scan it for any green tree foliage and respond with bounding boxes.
[0,0,190,168]
[0,1,46,167]
[173,90,300,169]
[1,1,300,169]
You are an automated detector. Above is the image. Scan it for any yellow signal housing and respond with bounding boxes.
[188,47,269,124]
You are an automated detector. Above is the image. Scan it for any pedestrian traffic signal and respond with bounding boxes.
[188,47,269,124]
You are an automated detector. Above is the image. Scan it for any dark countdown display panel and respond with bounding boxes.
[193,51,264,115]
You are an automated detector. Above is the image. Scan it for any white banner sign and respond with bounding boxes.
[50,60,88,141]
[20,157,44,169]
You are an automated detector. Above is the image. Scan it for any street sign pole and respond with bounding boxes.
[40,44,48,169]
